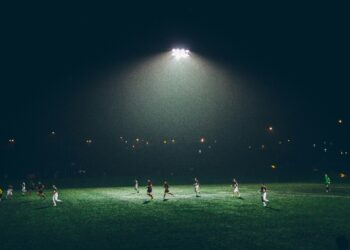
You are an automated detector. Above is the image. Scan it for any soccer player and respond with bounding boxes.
[134,179,139,193]
[231,178,241,198]
[324,174,331,192]
[146,179,154,200]
[193,177,200,197]
[29,181,35,195]
[21,182,27,195]
[37,182,46,199]
[163,181,174,200]
[260,184,269,207]
[52,185,62,207]
[0,187,3,202]
[6,185,13,199]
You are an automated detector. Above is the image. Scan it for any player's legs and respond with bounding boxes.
[52,195,56,206]
[54,193,62,202]
[147,192,154,200]
[262,192,269,206]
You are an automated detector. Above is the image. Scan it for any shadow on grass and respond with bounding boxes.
[35,205,52,210]
[266,206,280,212]
[19,200,34,204]
[238,197,244,200]
[163,199,168,202]
[143,200,152,204]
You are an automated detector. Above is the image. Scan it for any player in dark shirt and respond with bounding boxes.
[37,182,46,199]
[146,180,154,200]
[163,181,174,201]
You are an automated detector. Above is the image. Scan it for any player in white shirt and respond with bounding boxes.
[6,185,13,199]
[260,184,269,207]
[193,178,200,197]
[231,178,240,198]
[21,182,27,195]
[134,179,139,193]
[52,185,63,207]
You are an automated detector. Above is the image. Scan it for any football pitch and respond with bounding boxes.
[1,183,349,250]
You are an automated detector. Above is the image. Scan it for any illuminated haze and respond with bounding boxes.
[94,51,257,140]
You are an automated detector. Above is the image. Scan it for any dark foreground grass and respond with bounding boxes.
[0,183,349,250]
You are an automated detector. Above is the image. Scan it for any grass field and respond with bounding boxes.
[0,183,349,250]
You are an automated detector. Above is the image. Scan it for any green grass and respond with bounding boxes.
[0,183,349,249]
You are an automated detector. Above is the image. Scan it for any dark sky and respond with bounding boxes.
[1,2,349,142]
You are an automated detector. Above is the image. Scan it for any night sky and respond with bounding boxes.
[1,2,349,178]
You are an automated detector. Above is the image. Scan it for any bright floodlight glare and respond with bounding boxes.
[172,48,190,59]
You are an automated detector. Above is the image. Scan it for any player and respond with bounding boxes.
[37,182,46,199]
[324,174,331,192]
[146,179,154,200]
[260,184,269,207]
[0,187,3,202]
[52,185,62,207]
[134,179,139,193]
[163,181,174,200]
[231,178,240,198]
[29,181,35,195]
[193,177,200,197]
[6,185,14,199]
[21,182,27,195]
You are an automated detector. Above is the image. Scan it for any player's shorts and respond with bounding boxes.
[233,187,239,193]
[165,189,169,193]
[38,190,44,194]
[147,188,152,193]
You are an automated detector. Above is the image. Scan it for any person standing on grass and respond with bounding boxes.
[29,181,35,195]
[21,182,27,195]
[163,181,174,201]
[0,187,3,202]
[52,185,62,207]
[134,179,139,193]
[146,179,154,200]
[231,178,241,198]
[37,182,46,199]
[6,185,14,199]
[260,184,269,207]
[324,174,331,192]
[193,177,200,197]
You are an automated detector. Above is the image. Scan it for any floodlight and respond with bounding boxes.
[171,48,190,59]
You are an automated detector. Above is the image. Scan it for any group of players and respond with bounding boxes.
[0,181,62,206]
[0,173,332,208]
[135,177,270,207]
[135,173,332,207]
